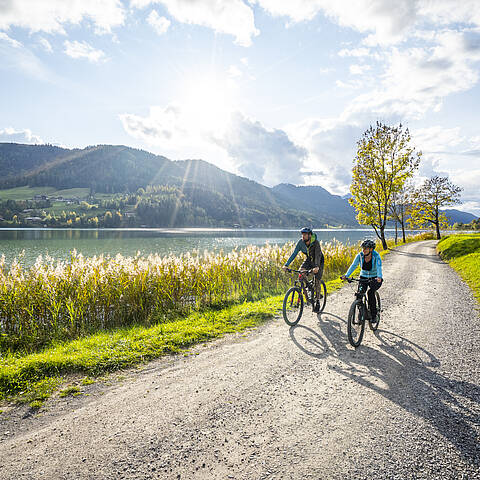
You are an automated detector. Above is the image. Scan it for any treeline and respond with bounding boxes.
[0,184,318,228]
[454,218,480,230]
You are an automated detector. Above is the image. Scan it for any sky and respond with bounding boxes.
[1,0,479,215]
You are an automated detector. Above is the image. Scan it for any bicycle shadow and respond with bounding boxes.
[296,315,480,464]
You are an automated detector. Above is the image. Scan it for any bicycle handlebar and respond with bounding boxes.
[285,268,313,275]
[342,277,379,283]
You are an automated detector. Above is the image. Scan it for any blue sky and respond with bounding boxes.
[1,0,480,215]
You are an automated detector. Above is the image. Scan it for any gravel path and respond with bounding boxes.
[1,240,479,479]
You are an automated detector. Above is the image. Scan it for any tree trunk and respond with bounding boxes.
[434,208,441,239]
[401,219,406,243]
[380,226,388,250]
[394,217,398,245]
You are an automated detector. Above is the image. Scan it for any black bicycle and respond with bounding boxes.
[345,277,381,347]
[282,268,327,326]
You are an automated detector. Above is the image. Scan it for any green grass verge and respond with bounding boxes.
[438,233,480,304]
[0,186,57,200]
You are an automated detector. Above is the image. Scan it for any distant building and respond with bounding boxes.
[25,217,44,223]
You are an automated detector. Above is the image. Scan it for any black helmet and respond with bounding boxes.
[300,227,312,234]
[361,239,376,249]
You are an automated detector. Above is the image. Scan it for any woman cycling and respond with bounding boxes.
[341,239,383,321]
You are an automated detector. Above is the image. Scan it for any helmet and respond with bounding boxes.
[300,227,312,234]
[361,239,376,249]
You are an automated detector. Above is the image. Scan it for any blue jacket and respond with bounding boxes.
[345,250,383,279]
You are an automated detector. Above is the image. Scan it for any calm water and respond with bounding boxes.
[0,228,424,266]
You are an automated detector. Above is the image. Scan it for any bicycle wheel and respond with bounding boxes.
[347,300,366,347]
[368,292,381,331]
[318,281,327,313]
[283,286,304,326]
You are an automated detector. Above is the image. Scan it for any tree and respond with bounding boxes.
[408,176,462,239]
[389,183,413,244]
[350,122,421,249]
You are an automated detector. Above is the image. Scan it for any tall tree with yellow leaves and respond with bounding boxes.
[350,122,421,249]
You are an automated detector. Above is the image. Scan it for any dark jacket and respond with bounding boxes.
[285,233,324,268]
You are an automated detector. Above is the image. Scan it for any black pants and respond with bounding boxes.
[300,256,324,300]
[359,277,383,317]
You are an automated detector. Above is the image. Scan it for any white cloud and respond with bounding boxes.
[0,31,22,48]
[349,64,370,75]
[212,112,307,186]
[64,40,106,62]
[147,10,170,35]
[0,127,43,144]
[0,0,125,34]
[338,47,370,57]
[38,37,53,53]
[343,30,480,121]
[131,0,259,46]
[256,0,417,44]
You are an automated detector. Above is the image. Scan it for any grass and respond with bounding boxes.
[0,232,433,404]
[0,186,57,200]
[0,186,92,201]
[438,233,480,304]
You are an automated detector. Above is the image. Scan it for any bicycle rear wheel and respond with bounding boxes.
[347,300,365,347]
[283,286,304,326]
[318,281,327,313]
[368,292,381,331]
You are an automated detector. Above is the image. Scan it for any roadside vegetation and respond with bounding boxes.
[437,233,480,304]
[0,232,433,405]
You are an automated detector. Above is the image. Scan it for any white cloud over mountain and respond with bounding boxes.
[0,127,43,144]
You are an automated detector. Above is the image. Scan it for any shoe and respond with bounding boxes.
[318,293,323,299]
[312,301,320,313]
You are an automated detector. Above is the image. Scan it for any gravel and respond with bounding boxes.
[0,240,479,479]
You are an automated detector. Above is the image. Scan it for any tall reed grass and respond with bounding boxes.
[0,232,433,353]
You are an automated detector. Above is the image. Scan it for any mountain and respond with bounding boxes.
[0,143,357,227]
[442,209,477,225]
[272,184,356,226]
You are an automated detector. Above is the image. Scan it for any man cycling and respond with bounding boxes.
[341,239,383,321]
[283,227,325,313]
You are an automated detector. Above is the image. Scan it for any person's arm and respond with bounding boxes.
[284,241,301,267]
[345,253,361,278]
[313,241,323,268]
[375,252,383,279]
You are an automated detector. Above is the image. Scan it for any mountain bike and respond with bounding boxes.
[344,277,381,347]
[282,268,327,326]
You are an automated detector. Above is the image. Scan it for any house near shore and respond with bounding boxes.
[24,216,44,224]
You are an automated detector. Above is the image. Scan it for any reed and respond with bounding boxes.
[0,232,433,353]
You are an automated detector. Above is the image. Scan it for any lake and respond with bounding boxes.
[0,228,424,266]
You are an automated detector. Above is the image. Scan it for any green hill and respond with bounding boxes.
[0,142,357,228]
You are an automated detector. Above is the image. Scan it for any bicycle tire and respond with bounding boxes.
[318,281,327,313]
[283,286,304,326]
[368,291,381,331]
[347,299,365,347]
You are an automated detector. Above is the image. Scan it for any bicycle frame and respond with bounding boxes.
[286,268,315,305]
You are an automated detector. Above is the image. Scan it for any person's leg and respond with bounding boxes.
[367,279,383,318]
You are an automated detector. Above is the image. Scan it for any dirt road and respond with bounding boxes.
[1,240,479,479]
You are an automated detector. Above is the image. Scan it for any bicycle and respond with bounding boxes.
[344,277,381,347]
[282,268,327,326]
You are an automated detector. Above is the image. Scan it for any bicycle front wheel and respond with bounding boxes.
[283,286,304,326]
[318,281,327,313]
[368,291,381,331]
[347,300,365,347]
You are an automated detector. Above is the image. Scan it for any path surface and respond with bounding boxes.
[1,240,480,479]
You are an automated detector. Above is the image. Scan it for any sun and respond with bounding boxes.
[181,74,235,136]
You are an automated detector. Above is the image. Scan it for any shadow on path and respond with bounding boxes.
[290,313,480,465]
